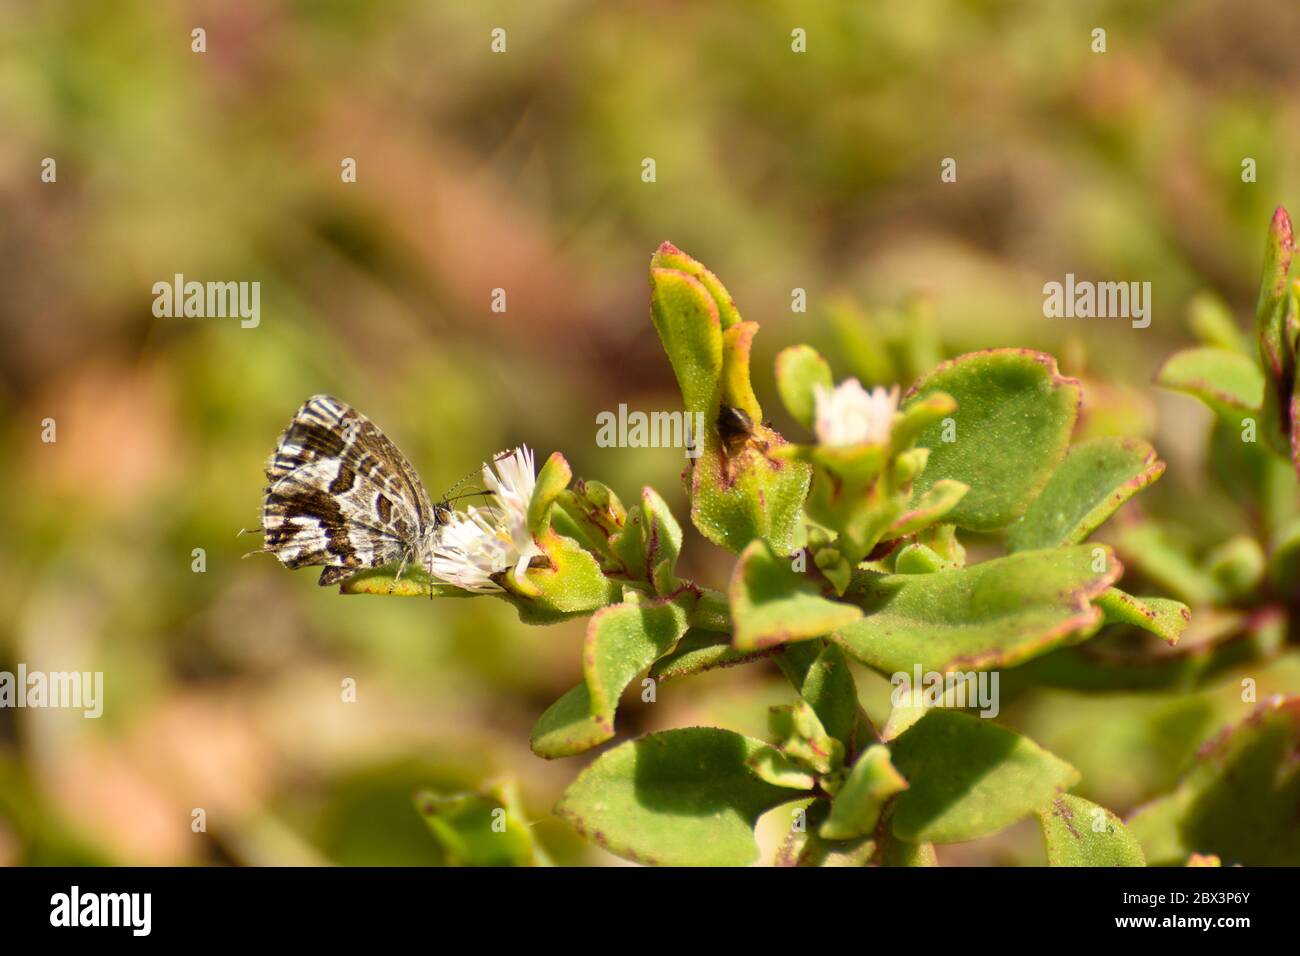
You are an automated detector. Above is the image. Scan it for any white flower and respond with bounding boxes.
[812,379,899,448]
[426,505,514,592]
[425,445,543,592]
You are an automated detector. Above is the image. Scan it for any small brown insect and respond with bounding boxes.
[717,404,755,456]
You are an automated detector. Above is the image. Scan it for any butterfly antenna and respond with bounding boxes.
[443,487,494,505]
[438,466,475,503]
[437,457,501,508]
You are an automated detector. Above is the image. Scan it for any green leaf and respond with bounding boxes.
[1254,208,1295,390]
[786,834,878,867]
[828,300,896,384]
[917,522,966,566]
[1127,697,1300,866]
[501,530,623,624]
[1188,291,1250,354]
[769,699,844,775]
[903,350,1079,530]
[553,479,628,575]
[1007,437,1165,552]
[776,799,876,866]
[648,248,811,555]
[689,428,812,556]
[722,321,763,422]
[1268,516,1300,591]
[890,391,957,450]
[1095,588,1189,645]
[565,479,626,536]
[1207,415,1300,530]
[833,545,1119,674]
[881,672,989,742]
[777,799,935,868]
[812,545,853,594]
[651,241,743,329]
[893,543,949,574]
[1288,316,1300,476]
[340,565,479,598]
[640,487,683,591]
[890,710,1080,844]
[775,641,864,748]
[415,779,547,867]
[820,745,908,841]
[1011,609,1282,693]
[686,586,731,632]
[777,800,877,866]
[1253,208,1299,465]
[649,629,773,681]
[649,264,724,417]
[1204,534,1266,600]
[1253,208,1294,460]
[878,833,938,867]
[1155,347,1264,421]
[530,595,691,758]
[730,540,863,651]
[555,728,798,866]
[607,487,685,591]
[775,345,833,430]
[1037,794,1145,867]
[649,243,764,438]
[748,748,817,791]
[887,479,969,537]
[527,451,573,536]
[1114,524,1226,606]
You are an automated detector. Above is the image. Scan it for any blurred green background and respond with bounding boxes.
[1,0,1298,865]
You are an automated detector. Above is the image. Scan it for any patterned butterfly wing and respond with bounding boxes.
[261,395,437,585]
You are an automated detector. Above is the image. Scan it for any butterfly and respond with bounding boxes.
[259,395,448,586]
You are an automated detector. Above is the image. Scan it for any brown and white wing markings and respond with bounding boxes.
[261,395,436,586]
